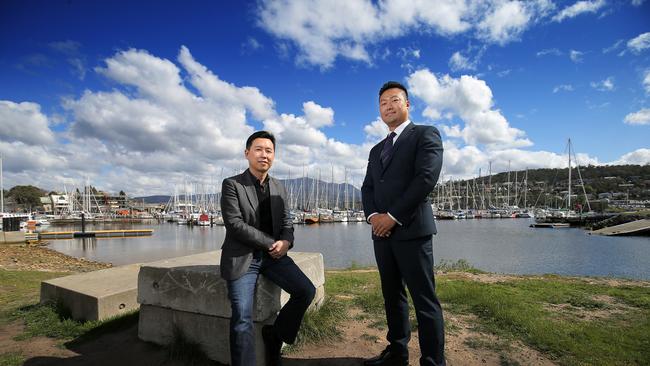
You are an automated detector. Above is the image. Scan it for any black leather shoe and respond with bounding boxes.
[262,325,283,366]
[363,346,409,366]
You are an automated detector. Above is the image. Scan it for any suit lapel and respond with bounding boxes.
[241,170,259,215]
[269,177,281,237]
[381,123,415,174]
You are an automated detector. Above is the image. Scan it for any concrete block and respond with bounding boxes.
[138,251,325,321]
[40,264,141,321]
[138,304,270,366]
[1,231,26,244]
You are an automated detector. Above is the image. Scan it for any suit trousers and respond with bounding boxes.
[373,236,446,366]
[227,253,316,366]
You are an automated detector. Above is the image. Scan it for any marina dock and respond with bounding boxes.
[530,222,571,228]
[589,219,650,236]
[39,229,154,240]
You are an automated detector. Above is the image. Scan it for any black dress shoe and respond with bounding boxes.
[262,325,283,366]
[364,346,409,366]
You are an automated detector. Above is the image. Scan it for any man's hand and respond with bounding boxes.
[269,240,290,259]
[369,213,396,237]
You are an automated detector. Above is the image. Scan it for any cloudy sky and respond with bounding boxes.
[1,0,649,196]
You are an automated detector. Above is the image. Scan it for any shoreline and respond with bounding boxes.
[0,242,112,273]
[3,243,650,287]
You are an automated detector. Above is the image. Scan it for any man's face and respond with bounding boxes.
[379,88,409,128]
[245,138,275,175]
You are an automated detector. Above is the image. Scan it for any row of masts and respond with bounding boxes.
[165,168,363,215]
[433,165,530,211]
[434,139,591,213]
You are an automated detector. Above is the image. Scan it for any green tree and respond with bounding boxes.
[8,185,46,209]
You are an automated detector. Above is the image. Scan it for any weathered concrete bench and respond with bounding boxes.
[40,250,325,364]
[40,263,142,321]
[137,251,325,365]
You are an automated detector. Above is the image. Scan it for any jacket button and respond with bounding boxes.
[380,179,384,183]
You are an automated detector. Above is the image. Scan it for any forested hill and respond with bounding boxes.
[462,164,650,200]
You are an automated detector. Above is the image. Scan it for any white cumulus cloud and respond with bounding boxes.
[0,101,55,145]
[611,148,650,165]
[0,46,380,195]
[627,32,650,54]
[407,69,532,148]
[624,108,650,125]
[449,51,476,71]
[553,84,574,93]
[569,50,584,63]
[256,0,553,68]
[476,1,531,45]
[552,0,606,22]
[590,77,615,91]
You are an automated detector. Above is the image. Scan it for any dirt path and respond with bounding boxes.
[284,309,557,366]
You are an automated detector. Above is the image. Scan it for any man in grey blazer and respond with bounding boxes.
[362,82,445,366]
[221,130,315,366]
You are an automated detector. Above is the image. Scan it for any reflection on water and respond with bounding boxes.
[45,219,650,280]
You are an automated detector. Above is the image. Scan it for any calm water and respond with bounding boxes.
[45,219,650,280]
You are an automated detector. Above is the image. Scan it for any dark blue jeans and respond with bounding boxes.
[227,253,316,366]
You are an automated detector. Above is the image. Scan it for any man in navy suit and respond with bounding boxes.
[361,81,445,366]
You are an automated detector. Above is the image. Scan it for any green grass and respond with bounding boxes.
[325,269,650,366]
[1,269,140,341]
[0,269,69,324]
[3,266,650,365]
[287,297,348,352]
[435,259,484,274]
[438,276,650,366]
[0,352,25,366]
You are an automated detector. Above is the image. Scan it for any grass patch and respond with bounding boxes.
[0,352,25,366]
[0,269,139,344]
[0,269,68,324]
[435,259,484,274]
[10,301,139,342]
[288,297,348,351]
[438,276,650,365]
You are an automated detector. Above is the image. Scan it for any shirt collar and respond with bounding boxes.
[391,120,411,141]
[247,169,269,186]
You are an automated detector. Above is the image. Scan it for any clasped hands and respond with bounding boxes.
[269,239,290,259]
[369,213,397,238]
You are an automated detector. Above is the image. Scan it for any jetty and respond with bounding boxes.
[530,222,570,228]
[589,219,650,236]
[39,229,153,239]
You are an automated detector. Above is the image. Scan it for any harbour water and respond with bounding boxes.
[45,219,650,280]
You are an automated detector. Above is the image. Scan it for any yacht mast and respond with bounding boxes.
[567,139,571,210]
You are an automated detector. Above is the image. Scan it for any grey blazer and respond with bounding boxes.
[219,170,294,280]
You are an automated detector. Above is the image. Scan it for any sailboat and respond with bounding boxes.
[534,138,590,224]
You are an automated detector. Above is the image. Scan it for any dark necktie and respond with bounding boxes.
[380,132,397,166]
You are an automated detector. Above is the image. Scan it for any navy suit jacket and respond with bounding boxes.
[361,123,443,241]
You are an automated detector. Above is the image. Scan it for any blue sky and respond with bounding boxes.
[1,0,649,195]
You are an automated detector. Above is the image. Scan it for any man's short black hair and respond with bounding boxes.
[246,130,276,150]
[379,81,408,100]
